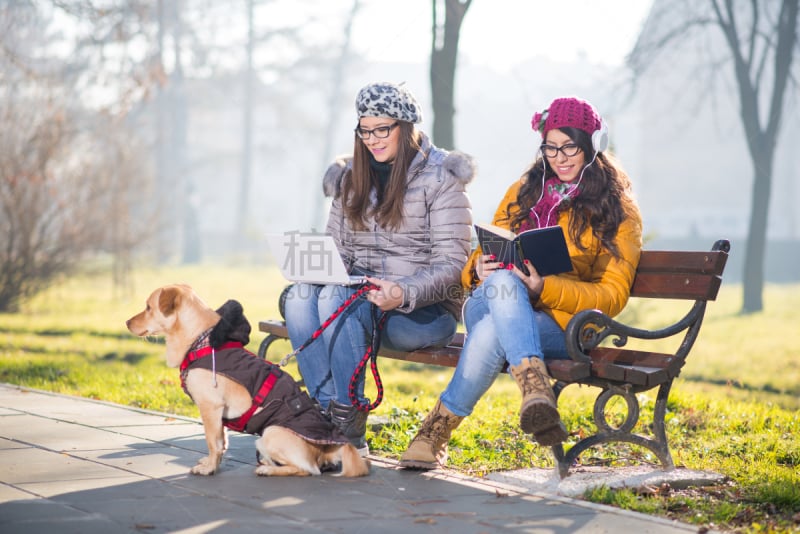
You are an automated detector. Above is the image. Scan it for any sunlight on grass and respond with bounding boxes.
[2,265,799,531]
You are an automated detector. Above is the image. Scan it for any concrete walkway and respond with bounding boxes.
[0,384,715,533]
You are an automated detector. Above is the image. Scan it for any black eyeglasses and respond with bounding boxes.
[541,143,582,158]
[354,122,399,139]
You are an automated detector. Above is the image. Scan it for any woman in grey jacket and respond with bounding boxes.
[283,82,475,455]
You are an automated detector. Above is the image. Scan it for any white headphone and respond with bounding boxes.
[591,120,609,153]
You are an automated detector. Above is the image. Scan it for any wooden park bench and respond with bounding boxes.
[257,239,730,478]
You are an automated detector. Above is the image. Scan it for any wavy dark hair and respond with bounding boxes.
[501,127,637,258]
[342,121,421,231]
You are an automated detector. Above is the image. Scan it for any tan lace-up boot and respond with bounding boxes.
[510,357,568,445]
[399,399,464,470]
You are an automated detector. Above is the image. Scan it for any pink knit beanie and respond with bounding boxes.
[531,97,602,138]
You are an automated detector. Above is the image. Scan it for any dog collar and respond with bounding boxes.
[187,327,214,353]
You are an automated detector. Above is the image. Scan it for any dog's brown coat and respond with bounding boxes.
[126,284,369,477]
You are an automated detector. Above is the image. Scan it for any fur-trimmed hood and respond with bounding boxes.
[322,155,352,199]
[322,134,476,198]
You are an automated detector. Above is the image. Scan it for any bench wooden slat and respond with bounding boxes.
[589,348,681,370]
[546,360,592,382]
[378,346,463,367]
[607,365,669,387]
[626,365,671,387]
[630,272,722,300]
[630,248,727,300]
[587,362,668,387]
[259,320,467,368]
[259,320,288,338]
[636,249,727,275]
[587,347,681,386]
[448,332,466,347]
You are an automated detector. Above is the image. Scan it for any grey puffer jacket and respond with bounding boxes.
[322,132,475,319]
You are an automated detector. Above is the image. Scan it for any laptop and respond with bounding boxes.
[266,233,367,286]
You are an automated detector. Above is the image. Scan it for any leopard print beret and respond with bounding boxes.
[355,82,422,124]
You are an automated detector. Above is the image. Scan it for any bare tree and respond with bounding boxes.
[224,0,352,238]
[0,1,158,309]
[44,0,161,114]
[629,0,799,313]
[237,0,256,249]
[430,0,472,150]
[311,0,361,231]
[3,0,373,278]
[0,88,156,311]
[157,0,196,264]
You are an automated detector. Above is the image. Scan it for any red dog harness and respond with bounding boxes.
[180,341,280,432]
[179,300,349,446]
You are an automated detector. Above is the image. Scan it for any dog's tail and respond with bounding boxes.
[338,444,370,477]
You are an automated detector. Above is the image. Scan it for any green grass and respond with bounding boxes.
[1,264,798,532]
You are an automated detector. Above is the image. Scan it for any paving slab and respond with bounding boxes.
[0,384,717,533]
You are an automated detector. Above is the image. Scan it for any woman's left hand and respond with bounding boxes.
[509,260,544,299]
[365,277,404,311]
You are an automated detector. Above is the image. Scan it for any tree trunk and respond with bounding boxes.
[430,0,471,150]
[312,0,360,231]
[155,0,170,263]
[741,149,772,313]
[170,0,199,264]
[236,0,254,248]
[707,0,798,313]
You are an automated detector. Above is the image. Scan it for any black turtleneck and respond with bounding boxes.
[369,156,393,200]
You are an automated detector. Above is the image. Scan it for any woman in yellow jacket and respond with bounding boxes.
[400,96,643,470]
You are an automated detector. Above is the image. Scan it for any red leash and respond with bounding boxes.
[348,304,387,412]
[279,283,386,411]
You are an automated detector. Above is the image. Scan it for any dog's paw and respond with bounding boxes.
[190,465,216,476]
[254,464,313,477]
[254,465,277,477]
[191,457,218,476]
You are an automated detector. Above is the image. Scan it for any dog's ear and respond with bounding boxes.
[158,286,181,316]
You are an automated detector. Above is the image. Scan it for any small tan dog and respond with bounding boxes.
[126,284,369,477]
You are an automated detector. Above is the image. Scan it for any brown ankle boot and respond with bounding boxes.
[399,399,463,470]
[510,357,567,445]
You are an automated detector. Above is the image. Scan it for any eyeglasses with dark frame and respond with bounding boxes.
[354,122,399,139]
[541,143,582,158]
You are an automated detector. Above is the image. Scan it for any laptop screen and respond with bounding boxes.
[266,233,366,286]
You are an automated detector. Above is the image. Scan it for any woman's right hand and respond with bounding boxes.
[476,254,504,280]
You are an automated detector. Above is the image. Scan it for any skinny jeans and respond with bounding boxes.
[440,270,569,417]
[284,282,457,408]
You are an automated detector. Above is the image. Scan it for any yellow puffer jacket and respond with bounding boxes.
[461,179,642,330]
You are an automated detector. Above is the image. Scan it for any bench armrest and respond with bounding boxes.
[565,300,708,363]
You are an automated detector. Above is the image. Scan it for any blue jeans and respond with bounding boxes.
[440,270,569,417]
[284,283,457,408]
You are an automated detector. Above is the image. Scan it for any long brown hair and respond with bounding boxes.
[502,127,637,258]
[342,121,422,231]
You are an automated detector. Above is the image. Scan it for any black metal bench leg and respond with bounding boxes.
[551,381,572,478]
[551,382,676,479]
[257,334,281,360]
[651,381,675,470]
